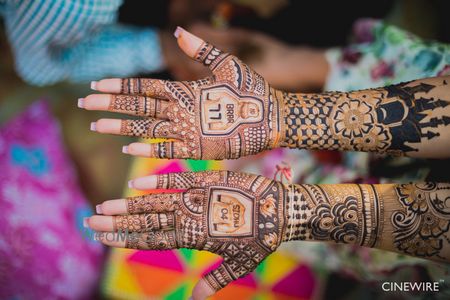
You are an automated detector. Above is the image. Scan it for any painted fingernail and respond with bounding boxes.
[78,98,84,108]
[90,122,97,131]
[96,205,103,214]
[122,146,129,154]
[128,180,134,189]
[83,217,90,228]
[174,26,184,38]
[91,81,98,90]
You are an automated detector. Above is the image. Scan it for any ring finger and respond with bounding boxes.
[87,213,175,232]
[92,118,181,139]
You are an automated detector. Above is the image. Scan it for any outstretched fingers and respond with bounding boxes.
[92,78,171,99]
[92,118,180,139]
[175,26,230,73]
[96,194,181,216]
[95,230,179,250]
[87,213,175,232]
[124,141,199,159]
[81,94,171,119]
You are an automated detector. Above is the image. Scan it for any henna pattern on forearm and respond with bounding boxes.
[105,169,450,295]
[281,78,450,156]
[111,32,448,159]
[283,182,450,262]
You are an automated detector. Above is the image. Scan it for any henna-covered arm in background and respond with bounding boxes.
[86,171,450,299]
[80,28,450,160]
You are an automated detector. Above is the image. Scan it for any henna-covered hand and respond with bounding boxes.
[80,24,450,160]
[87,171,286,299]
[81,27,285,160]
[87,170,450,298]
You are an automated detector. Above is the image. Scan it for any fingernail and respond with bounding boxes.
[174,26,184,38]
[90,122,97,131]
[91,81,98,90]
[78,98,84,108]
[83,217,90,228]
[96,205,103,214]
[128,180,134,189]
[122,146,128,154]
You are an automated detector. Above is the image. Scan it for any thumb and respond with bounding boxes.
[174,26,227,72]
[191,262,233,300]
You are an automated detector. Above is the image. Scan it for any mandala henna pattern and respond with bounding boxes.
[281,79,450,155]
[283,182,450,262]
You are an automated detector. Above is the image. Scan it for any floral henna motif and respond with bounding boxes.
[282,184,382,248]
[281,181,450,261]
[281,79,450,155]
[392,183,450,258]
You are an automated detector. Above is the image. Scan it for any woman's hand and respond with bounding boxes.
[81,27,285,160]
[87,171,286,299]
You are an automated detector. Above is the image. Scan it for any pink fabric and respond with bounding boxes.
[0,101,103,299]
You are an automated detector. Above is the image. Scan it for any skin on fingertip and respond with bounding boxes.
[83,94,111,110]
[94,119,122,134]
[87,215,115,232]
[95,78,122,93]
[100,199,128,215]
[175,28,205,59]
[130,175,158,190]
[192,279,216,300]
[127,142,151,156]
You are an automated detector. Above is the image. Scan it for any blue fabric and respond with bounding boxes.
[1,0,164,86]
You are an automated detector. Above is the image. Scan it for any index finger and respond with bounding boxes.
[92,78,170,99]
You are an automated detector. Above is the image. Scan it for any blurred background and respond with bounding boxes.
[0,0,449,299]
